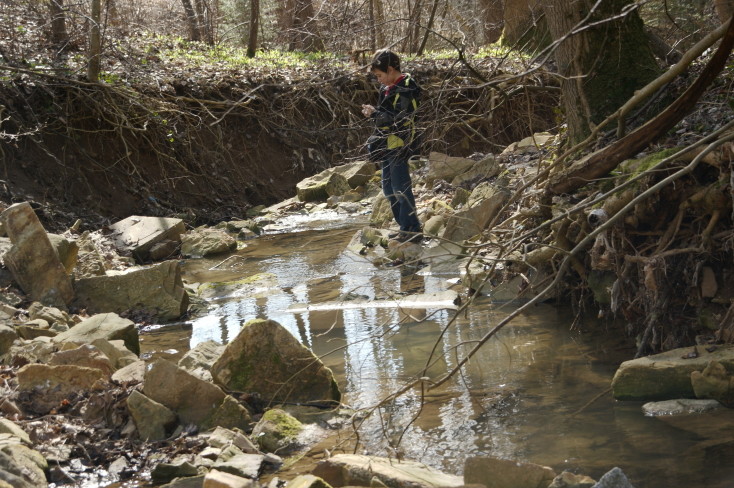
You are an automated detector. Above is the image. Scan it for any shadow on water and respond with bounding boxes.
[140,221,734,488]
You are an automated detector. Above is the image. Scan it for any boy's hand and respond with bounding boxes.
[362,104,375,117]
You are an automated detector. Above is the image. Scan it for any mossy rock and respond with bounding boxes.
[252,408,304,453]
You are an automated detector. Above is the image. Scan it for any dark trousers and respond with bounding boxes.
[381,153,421,234]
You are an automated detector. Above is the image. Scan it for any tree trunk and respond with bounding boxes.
[501,0,549,51]
[288,0,323,52]
[374,0,386,48]
[87,0,101,82]
[49,0,69,46]
[542,0,660,144]
[409,0,423,54]
[547,17,734,195]
[715,0,734,23]
[479,0,504,44]
[181,0,202,41]
[417,0,440,55]
[194,0,213,44]
[247,0,259,57]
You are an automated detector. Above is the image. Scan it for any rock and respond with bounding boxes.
[16,363,107,414]
[127,390,178,441]
[548,471,596,488]
[287,475,333,488]
[208,395,256,432]
[464,456,556,488]
[0,419,30,445]
[296,170,351,202]
[48,233,79,274]
[0,325,17,358]
[251,408,303,454]
[179,340,225,382]
[161,475,206,488]
[313,454,463,488]
[425,152,476,186]
[0,202,74,307]
[369,193,394,227]
[112,360,146,384]
[204,469,256,488]
[73,260,189,321]
[691,360,734,407]
[590,467,635,488]
[142,359,251,431]
[74,231,108,277]
[151,459,200,484]
[451,154,501,188]
[501,132,555,155]
[48,344,115,377]
[15,319,56,340]
[206,426,259,454]
[211,454,264,479]
[52,312,140,356]
[0,442,49,488]
[611,344,734,401]
[108,215,186,263]
[642,398,722,416]
[441,183,509,243]
[1,339,56,366]
[28,303,71,326]
[181,227,237,258]
[700,266,718,298]
[91,338,139,368]
[422,215,445,236]
[332,160,376,189]
[149,240,181,261]
[211,319,341,404]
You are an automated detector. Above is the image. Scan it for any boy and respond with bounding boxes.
[362,50,422,244]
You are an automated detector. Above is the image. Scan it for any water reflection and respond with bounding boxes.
[135,223,734,488]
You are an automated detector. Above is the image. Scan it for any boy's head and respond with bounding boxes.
[371,50,401,73]
[370,50,402,85]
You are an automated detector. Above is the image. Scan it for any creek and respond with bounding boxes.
[139,208,733,488]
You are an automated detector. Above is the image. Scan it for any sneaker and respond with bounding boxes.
[396,232,423,244]
[388,231,401,239]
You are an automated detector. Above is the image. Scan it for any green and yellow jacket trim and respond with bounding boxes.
[372,73,421,152]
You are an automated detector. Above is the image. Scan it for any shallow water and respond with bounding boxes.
[140,212,734,488]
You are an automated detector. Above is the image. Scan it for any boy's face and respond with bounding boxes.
[372,66,400,86]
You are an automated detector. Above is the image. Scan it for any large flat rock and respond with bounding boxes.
[612,345,734,401]
[73,260,189,321]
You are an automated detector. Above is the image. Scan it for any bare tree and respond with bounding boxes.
[247,0,259,57]
[88,0,101,82]
[479,0,504,44]
[288,0,323,51]
[502,0,548,50]
[181,0,202,41]
[49,0,69,46]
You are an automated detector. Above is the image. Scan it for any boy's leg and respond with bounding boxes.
[386,155,421,234]
[381,159,400,225]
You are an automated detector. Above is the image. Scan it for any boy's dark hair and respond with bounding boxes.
[371,50,400,73]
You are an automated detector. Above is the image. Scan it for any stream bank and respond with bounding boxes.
[2,137,734,487]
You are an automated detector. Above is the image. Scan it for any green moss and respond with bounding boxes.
[261,408,303,438]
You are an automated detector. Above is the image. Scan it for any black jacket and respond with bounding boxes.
[371,73,421,156]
